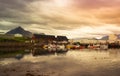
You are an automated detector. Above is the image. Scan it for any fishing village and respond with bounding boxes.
[0,26,120,57]
[0,27,120,76]
[1,27,120,49]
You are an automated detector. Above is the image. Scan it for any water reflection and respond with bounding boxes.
[109,49,120,58]
[0,48,68,59]
[0,49,120,73]
[1,48,120,61]
[31,48,68,56]
[31,48,56,56]
[0,49,120,76]
[0,48,31,59]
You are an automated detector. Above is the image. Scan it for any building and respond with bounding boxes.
[72,38,98,44]
[56,36,68,44]
[56,36,68,41]
[32,34,56,44]
[32,34,69,44]
[14,33,23,37]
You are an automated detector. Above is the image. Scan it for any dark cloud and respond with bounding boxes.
[0,0,31,23]
[0,0,47,29]
[0,25,16,30]
[0,0,39,19]
[8,19,48,25]
[0,0,34,13]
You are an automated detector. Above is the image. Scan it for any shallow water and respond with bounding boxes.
[0,49,120,76]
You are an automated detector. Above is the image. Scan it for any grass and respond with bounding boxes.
[0,37,30,42]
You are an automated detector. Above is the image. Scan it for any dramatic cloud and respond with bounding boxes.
[0,0,120,38]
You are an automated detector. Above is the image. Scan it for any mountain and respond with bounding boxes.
[100,34,119,40]
[100,35,109,40]
[74,37,97,39]
[6,26,33,38]
[117,34,120,39]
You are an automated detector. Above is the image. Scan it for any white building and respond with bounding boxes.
[14,33,23,37]
[70,38,98,44]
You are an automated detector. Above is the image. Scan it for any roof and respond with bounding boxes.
[57,36,68,41]
[33,34,56,40]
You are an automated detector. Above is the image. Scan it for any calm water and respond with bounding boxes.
[0,49,120,76]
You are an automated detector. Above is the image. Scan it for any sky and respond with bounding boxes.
[0,0,120,39]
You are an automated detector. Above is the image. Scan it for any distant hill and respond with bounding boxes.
[73,37,97,40]
[100,35,109,40]
[72,34,120,41]
[100,34,120,40]
[6,26,33,38]
[117,34,120,39]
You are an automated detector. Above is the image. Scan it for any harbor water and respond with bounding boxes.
[0,49,120,76]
